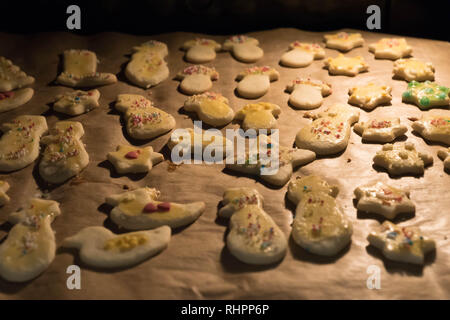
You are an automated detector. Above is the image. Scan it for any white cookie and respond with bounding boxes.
[354,118,407,143]
[184,92,234,127]
[437,147,450,171]
[107,145,164,174]
[125,40,169,88]
[0,198,60,282]
[411,113,450,145]
[53,89,100,116]
[57,49,117,87]
[368,38,412,60]
[234,102,281,132]
[115,94,176,140]
[105,187,205,230]
[39,121,89,184]
[0,88,34,113]
[367,221,435,265]
[402,81,449,110]
[287,176,352,256]
[0,180,10,206]
[182,38,221,63]
[373,142,433,175]
[235,66,279,99]
[286,78,331,109]
[219,188,287,265]
[295,104,360,155]
[354,181,415,219]
[280,42,325,68]
[176,65,219,95]
[323,32,364,52]
[0,115,48,172]
[0,56,35,92]
[393,58,434,82]
[223,35,263,63]
[348,83,392,110]
[324,54,369,76]
[63,225,171,269]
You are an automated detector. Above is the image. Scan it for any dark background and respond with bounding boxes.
[1,0,448,41]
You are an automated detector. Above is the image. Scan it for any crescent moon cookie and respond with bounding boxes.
[348,83,392,110]
[367,221,435,265]
[176,65,219,95]
[234,102,281,132]
[0,198,60,282]
[402,81,449,109]
[354,181,415,220]
[0,56,35,92]
[393,58,435,82]
[280,42,325,68]
[107,145,164,174]
[0,180,10,206]
[324,54,369,77]
[105,187,206,230]
[437,147,450,171]
[223,35,263,63]
[0,115,48,172]
[57,49,117,87]
[235,66,279,99]
[63,226,171,269]
[323,32,364,52]
[295,104,360,155]
[286,78,332,109]
[115,94,176,140]
[53,89,100,116]
[39,121,89,184]
[218,188,287,265]
[183,92,234,127]
[287,175,352,256]
[411,113,450,145]
[0,88,34,113]
[225,135,316,187]
[368,38,412,60]
[354,118,407,143]
[125,40,169,88]
[182,38,221,64]
[372,142,433,175]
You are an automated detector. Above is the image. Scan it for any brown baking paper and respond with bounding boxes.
[0,28,449,299]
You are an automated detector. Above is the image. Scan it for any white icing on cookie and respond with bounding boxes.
[176,65,219,95]
[107,145,164,174]
[280,42,325,68]
[235,66,279,99]
[348,83,392,110]
[354,118,407,143]
[234,102,281,131]
[182,38,221,63]
[184,92,234,127]
[0,88,34,113]
[53,89,100,116]
[393,58,435,82]
[0,56,35,92]
[223,35,263,63]
[323,32,364,52]
[286,78,331,109]
[368,38,412,60]
[324,54,369,76]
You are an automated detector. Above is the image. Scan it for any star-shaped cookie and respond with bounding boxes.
[53,89,100,116]
[402,81,449,109]
[0,180,10,206]
[354,118,407,143]
[393,58,435,82]
[411,113,450,145]
[367,221,435,265]
[354,181,415,219]
[323,32,364,52]
[324,54,369,76]
[107,145,164,174]
[437,147,450,171]
[368,38,412,60]
[373,142,433,175]
[348,83,392,110]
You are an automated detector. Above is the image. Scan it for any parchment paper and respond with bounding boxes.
[0,28,449,300]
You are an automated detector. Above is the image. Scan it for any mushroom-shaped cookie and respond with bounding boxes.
[286,78,331,109]
[323,32,364,52]
[368,38,412,60]
[280,42,325,68]
[223,35,263,63]
[181,38,221,63]
[176,65,219,95]
[236,66,279,99]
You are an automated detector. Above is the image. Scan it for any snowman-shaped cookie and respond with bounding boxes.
[286,78,331,109]
[182,38,221,63]
[280,42,325,68]
[176,65,219,95]
[223,35,263,63]
[235,66,279,99]
[183,92,234,127]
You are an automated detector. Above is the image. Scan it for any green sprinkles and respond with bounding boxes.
[420,96,430,106]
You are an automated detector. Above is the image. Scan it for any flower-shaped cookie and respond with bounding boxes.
[368,38,412,60]
[354,118,407,143]
[181,38,221,64]
[437,147,450,171]
[280,42,325,68]
[53,89,100,116]
[236,66,279,99]
[411,113,450,145]
[373,142,433,175]
[393,58,434,82]
[107,145,164,174]
[223,35,263,63]
[324,54,369,76]
[183,92,234,127]
[176,65,219,95]
[323,32,364,51]
[0,88,34,113]
[402,81,449,109]
[348,83,392,110]
[286,78,332,109]
[234,102,281,132]
[367,221,435,265]
[0,56,35,92]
